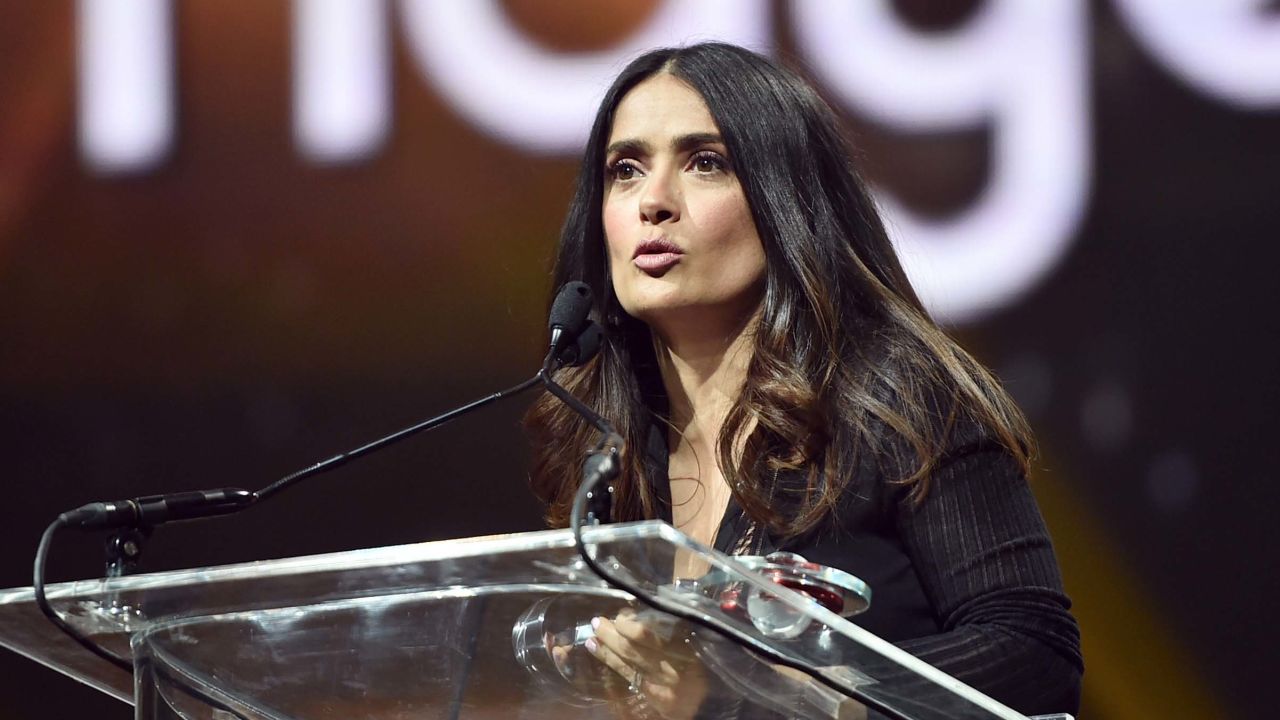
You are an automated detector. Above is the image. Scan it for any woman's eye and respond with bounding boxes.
[608,160,640,182]
[690,152,728,174]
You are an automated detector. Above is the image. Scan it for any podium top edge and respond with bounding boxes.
[1,520,681,602]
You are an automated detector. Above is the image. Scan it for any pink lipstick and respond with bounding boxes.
[633,237,683,275]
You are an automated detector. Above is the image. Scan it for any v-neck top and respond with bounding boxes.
[642,417,1083,717]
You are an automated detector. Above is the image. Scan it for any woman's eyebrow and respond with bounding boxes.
[605,132,724,158]
[671,132,723,153]
[605,138,651,157]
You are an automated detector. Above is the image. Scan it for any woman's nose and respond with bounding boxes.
[639,171,680,225]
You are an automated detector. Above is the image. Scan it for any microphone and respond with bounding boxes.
[535,283,620,523]
[546,281,593,359]
[59,488,256,530]
[52,281,604,535]
[33,280,611,682]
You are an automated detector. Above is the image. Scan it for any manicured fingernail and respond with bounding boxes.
[585,637,599,654]
[590,617,601,630]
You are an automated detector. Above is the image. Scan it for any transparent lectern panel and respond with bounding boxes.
[0,522,1034,720]
[134,587,828,720]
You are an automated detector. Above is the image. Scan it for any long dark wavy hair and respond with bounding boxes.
[525,43,1032,538]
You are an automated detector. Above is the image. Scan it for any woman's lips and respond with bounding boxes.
[633,252,682,275]
[633,238,682,275]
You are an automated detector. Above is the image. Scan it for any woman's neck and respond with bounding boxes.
[651,308,758,450]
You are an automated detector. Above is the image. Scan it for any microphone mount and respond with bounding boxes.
[538,319,621,527]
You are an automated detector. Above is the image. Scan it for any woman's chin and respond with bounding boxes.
[623,304,683,329]
[617,290,690,322]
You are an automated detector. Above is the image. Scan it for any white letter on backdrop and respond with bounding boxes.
[397,0,770,154]
[792,1,1090,324]
[293,0,391,163]
[78,0,174,173]
[1115,0,1280,109]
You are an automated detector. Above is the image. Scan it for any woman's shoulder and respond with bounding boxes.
[838,337,1031,504]
[886,322,1025,426]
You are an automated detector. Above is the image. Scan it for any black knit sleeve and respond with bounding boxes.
[892,439,1083,716]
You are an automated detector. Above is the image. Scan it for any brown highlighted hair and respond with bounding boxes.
[525,43,1032,538]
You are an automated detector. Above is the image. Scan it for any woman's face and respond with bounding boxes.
[602,73,766,334]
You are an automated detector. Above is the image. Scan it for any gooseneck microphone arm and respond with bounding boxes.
[537,348,620,525]
[537,290,894,719]
[254,374,542,503]
[54,373,545,534]
[565,468,894,719]
[55,280,601,534]
[32,371,549,684]
[33,281,603,683]
[535,280,620,523]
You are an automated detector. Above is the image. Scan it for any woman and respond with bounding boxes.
[525,43,1082,718]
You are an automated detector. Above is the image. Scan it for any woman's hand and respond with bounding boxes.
[585,609,709,720]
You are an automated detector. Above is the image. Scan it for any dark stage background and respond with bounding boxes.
[2,2,1277,718]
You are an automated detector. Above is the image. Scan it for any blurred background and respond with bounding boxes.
[1,1,1277,717]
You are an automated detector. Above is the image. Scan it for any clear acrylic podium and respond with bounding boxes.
[0,521,1038,719]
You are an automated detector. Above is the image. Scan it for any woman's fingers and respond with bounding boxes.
[585,614,711,720]
[590,616,661,674]
[589,616,680,685]
[585,632,640,686]
[612,610,664,647]
[550,643,570,672]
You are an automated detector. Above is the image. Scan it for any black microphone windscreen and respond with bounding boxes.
[548,281,593,336]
